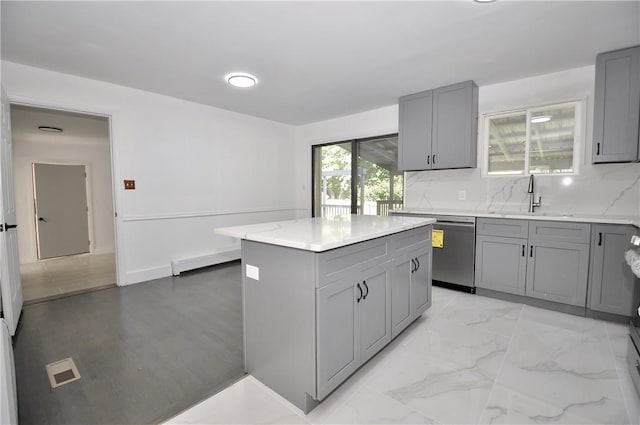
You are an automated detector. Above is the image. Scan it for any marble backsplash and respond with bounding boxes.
[404,162,640,219]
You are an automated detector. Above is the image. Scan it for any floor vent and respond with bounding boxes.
[46,357,80,388]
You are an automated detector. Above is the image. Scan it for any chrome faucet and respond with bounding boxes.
[527,174,542,213]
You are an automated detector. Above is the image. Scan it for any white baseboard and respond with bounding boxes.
[124,265,172,285]
[171,249,241,275]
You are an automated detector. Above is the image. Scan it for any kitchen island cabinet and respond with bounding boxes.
[216,215,434,413]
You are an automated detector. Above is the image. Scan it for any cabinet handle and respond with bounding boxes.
[432,154,435,164]
[598,232,602,246]
[522,245,525,256]
[427,155,430,165]
[415,257,420,271]
[596,142,600,155]
[410,258,416,273]
[356,283,363,303]
[530,245,533,257]
[362,280,369,300]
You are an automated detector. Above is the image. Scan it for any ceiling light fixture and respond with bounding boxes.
[37,126,63,133]
[531,115,551,124]
[473,0,496,3]
[226,73,257,88]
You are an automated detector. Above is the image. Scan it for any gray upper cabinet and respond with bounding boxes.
[399,81,478,171]
[593,46,640,163]
[589,224,639,316]
[399,91,433,171]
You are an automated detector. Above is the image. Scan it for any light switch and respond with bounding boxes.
[246,264,260,281]
[124,180,136,190]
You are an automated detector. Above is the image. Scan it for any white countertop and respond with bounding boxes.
[394,208,639,227]
[215,215,435,252]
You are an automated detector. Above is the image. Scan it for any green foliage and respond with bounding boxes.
[321,144,403,202]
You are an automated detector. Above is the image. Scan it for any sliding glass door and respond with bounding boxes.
[312,135,402,218]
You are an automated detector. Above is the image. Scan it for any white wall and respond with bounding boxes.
[2,61,302,285]
[13,136,115,263]
[296,66,640,218]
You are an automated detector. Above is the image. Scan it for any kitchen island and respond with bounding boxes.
[215,215,435,413]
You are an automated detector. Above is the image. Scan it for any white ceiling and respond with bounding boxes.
[11,105,110,146]
[2,1,639,125]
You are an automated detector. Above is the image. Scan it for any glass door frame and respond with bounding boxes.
[311,133,399,218]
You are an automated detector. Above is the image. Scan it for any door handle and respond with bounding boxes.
[38,217,47,223]
[362,280,368,300]
[4,223,17,230]
[356,283,363,303]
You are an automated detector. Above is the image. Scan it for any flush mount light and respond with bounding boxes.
[531,115,551,124]
[473,0,496,3]
[226,73,257,88]
[37,126,63,133]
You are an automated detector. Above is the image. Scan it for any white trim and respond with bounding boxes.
[122,207,303,222]
[171,248,241,275]
[7,95,123,286]
[124,265,172,286]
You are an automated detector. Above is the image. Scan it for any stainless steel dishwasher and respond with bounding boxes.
[392,213,476,292]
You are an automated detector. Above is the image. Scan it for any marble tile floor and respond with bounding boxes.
[166,286,640,425]
[21,252,116,303]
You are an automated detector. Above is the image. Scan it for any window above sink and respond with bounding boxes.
[483,100,584,176]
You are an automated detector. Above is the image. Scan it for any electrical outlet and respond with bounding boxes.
[124,180,136,190]
[458,190,466,201]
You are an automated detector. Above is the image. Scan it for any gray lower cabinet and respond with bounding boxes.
[242,225,432,414]
[475,235,527,295]
[593,46,640,163]
[526,239,590,307]
[317,260,391,399]
[589,224,639,316]
[475,218,591,307]
[391,243,432,338]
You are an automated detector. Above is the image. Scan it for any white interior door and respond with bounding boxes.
[34,163,90,259]
[0,318,18,425]
[0,87,23,336]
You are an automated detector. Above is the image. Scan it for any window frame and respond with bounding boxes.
[482,99,585,177]
[311,133,401,218]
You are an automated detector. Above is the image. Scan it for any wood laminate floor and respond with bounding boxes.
[21,253,117,303]
[13,261,245,425]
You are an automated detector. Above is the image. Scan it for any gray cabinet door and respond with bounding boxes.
[593,46,640,163]
[399,90,432,171]
[359,262,392,364]
[589,225,639,316]
[391,252,413,338]
[316,277,359,400]
[526,240,590,307]
[432,81,478,169]
[411,245,432,318]
[475,235,527,296]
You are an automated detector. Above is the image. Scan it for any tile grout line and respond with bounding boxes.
[474,300,525,424]
[603,321,634,425]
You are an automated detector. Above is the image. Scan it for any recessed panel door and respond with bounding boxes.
[0,88,23,336]
[33,163,90,259]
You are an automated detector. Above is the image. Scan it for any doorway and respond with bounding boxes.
[10,105,117,303]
